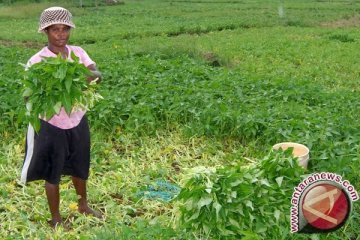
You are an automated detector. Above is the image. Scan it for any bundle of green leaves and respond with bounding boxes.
[21,52,102,131]
[175,149,305,239]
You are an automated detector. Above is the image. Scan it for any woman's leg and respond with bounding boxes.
[45,181,62,226]
[71,176,88,211]
[72,176,101,217]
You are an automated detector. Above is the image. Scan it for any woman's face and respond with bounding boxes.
[46,24,71,48]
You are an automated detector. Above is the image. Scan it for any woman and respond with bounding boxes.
[21,6,102,227]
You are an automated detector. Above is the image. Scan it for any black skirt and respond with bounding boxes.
[21,116,90,185]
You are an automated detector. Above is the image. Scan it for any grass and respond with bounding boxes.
[0,0,359,239]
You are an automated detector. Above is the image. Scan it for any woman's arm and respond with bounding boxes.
[87,64,102,83]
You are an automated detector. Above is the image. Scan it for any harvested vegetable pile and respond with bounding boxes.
[175,150,305,239]
[21,53,102,131]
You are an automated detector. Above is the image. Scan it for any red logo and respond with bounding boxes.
[301,183,350,231]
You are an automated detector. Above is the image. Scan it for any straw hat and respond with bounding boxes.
[38,7,75,33]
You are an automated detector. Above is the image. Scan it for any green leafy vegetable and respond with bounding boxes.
[21,52,102,132]
[175,150,305,239]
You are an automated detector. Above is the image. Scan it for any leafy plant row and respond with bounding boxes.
[1,48,359,179]
[93,53,359,166]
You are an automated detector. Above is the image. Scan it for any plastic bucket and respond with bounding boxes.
[272,142,310,169]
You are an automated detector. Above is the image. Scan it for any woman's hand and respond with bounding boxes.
[87,64,102,83]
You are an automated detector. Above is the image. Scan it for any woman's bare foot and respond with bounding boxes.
[48,219,72,231]
[78,205,102,219]
[48,218,62,228]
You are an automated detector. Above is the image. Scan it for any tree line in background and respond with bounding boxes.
[0,0,121,7]
[0,0,40,4]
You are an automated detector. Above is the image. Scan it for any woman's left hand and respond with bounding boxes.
[87,64,102,83]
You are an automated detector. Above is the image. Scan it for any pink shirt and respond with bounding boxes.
[27,45,95,129]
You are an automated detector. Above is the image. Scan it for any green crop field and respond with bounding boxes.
[0,0,359,239]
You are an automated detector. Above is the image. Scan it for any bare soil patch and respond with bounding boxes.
[320,14,360,28]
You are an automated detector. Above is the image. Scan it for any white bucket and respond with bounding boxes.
[272,142,310,169]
